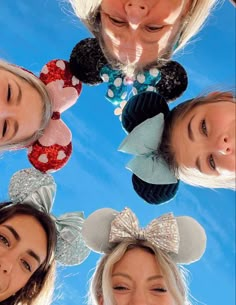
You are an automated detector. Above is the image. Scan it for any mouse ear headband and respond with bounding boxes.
[69,38,188,107]
[24,59,82,173]
[8,168,90,266]
[119,91,180,205]
[82,207,207,265]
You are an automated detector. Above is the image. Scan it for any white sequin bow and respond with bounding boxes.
[109,208,180,254]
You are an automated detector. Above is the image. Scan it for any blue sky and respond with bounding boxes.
[0,1,235,305]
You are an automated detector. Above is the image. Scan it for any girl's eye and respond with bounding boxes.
[0,234,10,247]
[109,16,126,25]
[201,119,208,136]
[208,154,216,170]
[21,259,32,272]
[7,84,11,101]
[146,25,164,32]
[152,287,167,293]
[113,285,128,291]
[2,121,7,138]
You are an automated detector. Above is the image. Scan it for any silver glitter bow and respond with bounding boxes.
[109,208,180,254]
[8,168,90,266]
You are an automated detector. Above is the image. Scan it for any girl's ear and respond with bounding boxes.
[98,295,104,305]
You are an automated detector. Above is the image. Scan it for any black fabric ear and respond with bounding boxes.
[132,174,180,204]
[121,91,170,133]
[121,91,179,205]
[156,60,188,101]
[69,38,108,85]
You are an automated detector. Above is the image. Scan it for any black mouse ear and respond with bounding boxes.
[121,91,170,133]
[69,38,108,85]
[156,60,188,101]
[132,174,180,205]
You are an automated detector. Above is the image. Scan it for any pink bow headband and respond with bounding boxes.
[25,59,82,172]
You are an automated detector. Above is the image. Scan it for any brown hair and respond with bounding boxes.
[0,202,57,305]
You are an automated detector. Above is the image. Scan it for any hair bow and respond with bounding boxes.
[100,65,160,105]
[8,168,90,266]
[82,207,207,264]
[119,113,177,184]
[110,208,179,254]
[69,38,188,107]
[27,59,82,173]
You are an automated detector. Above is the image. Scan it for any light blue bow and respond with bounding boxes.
[100,65,161,105]
[119,113,177,184]
[8,168,90,266]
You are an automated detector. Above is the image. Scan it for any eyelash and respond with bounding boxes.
[152,287,167,293]
[208,155,216,170]
[109,16,126,26]
[7,84,11,102]
[113,285,128,291]
[0,234,10,247]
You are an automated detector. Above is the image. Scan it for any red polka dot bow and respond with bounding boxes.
[28,59,82,172]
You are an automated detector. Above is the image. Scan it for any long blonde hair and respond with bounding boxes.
[0,60,52,152]
[89,240,191,305]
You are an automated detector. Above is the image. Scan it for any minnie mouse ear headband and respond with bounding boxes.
[8,168,90,266]
[24,59,82,173]
[69,38,188,106]
[119,91,179,205]
[82,207,207,265]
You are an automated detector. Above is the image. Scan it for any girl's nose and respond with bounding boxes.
[125,1,149,25]
[217,135,232,155]
[0,259,13,275]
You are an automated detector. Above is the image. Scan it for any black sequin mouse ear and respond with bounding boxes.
[69,38,108,85]
[155,60,188,101]
[121,91,179,205]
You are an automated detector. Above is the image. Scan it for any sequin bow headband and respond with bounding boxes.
[82,207,207,264]
[69,38,188,107]
[119,113,177,185]
[8,168,90,266]
[26,59,82,173]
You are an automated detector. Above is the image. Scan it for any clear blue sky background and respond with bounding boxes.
[0,1,235,305]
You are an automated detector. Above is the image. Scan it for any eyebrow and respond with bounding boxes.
[15,80,22,106]
[187,115,195,141]
[3,225,41,265]
[112,273,164,281]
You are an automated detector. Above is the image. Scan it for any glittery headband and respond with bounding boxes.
[8,168,90,266]
[82,207,207,264]
[69,38,188,112]
[23,59,82,173]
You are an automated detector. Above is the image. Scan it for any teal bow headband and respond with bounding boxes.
[100,65,161,105]
[119,113,177,184]
[8,168,90,266]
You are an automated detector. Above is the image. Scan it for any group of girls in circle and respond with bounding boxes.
[0,1,235,305]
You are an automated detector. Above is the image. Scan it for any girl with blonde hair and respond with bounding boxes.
[82,207,207,305]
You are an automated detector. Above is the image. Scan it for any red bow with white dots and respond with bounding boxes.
[27,59,82,172]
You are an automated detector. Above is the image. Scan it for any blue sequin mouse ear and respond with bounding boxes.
[121,91,179,205]
[69,38,108,85]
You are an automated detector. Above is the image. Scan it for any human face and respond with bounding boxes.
[0,214,47,301]
[171,100,236,176]
[100,247,176,305]
[100,0,190,67]
[0,69,43,146]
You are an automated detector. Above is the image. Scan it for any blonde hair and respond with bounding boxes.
[0,60,52,152]
[89,240,191,305]
[68,0,218,68]
[159,91,236,190]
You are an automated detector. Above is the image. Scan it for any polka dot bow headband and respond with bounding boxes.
[27,59,82,172]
